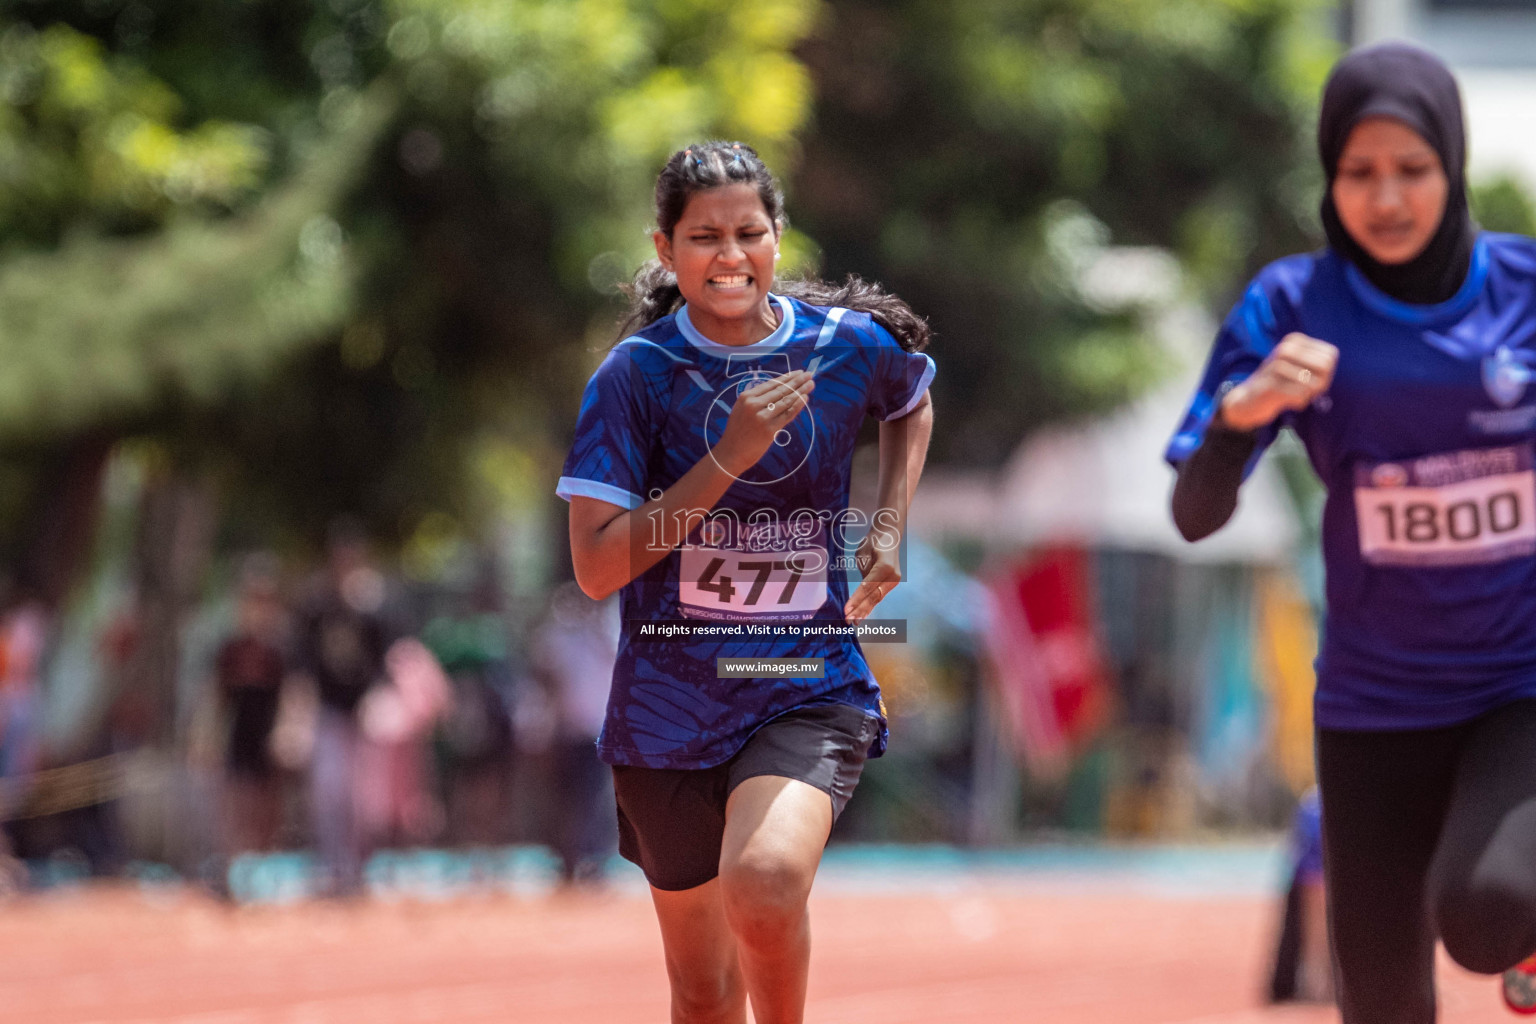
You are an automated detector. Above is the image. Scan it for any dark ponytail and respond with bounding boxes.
[616,261,684,339]
[775,274,930,353]
[617,141,931,354]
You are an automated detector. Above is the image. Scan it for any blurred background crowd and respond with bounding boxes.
[2,0,1536,898]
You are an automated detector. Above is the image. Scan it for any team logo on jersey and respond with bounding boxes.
[728,352,789,395]
[699,519,729,547]
[1370,463,1409,488]
[1483,346,1534,409]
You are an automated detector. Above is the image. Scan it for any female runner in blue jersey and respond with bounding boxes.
[1169,43,1536,1021]
[557,141,934,1024]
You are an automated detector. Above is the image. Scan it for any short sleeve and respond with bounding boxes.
[1165,275,1292,470]
[866,322,936,421]
[557,345,655,510]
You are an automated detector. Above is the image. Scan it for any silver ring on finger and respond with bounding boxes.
[1296,368,1313,386]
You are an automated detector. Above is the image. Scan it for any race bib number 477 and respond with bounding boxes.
[678,518,829,622]
[1355,444,1536,567]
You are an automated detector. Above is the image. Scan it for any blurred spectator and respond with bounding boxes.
[51,591,146,877]
[422,580,517,847]
[1268,789,1332,1004]
[531,583,618,885]
[2,586,127,879]
[293,523,397,897]
[0,591,46,778]
[356,637,453,849]
[0,586,47,884]
[215,556,289,856]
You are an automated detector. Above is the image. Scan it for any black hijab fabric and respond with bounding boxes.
[1318,43,1477,305]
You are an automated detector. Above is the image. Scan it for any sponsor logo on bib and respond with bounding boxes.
[699,519,729,547]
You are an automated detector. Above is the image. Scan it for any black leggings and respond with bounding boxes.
[1319,698,1536,1024]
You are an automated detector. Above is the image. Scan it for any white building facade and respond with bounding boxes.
[1348,0,1536,192]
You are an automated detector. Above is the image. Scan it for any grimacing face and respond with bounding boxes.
[653,183,780,339]
[1332,116,1449,266]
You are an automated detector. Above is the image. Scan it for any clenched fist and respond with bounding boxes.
[1218,333,1338,433]
[712,370,815,477]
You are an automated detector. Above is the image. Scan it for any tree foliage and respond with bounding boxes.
[0,0,819,550]
[792,0,1335,464]
[1473,174,1536,238]
[0,87,387,442]
[0,21,269,243]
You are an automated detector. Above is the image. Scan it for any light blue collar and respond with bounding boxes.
[677,293,795,356]
[1342,234,1489,327]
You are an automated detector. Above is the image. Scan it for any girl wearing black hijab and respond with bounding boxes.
[1166,43,1536,1021]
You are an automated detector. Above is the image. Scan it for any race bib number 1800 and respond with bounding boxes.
[678,518,829,622]
[1354,443,1536,567]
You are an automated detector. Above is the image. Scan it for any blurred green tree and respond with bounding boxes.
[0,22,270,244]
[0,1,820,577]
[1473,174,1536,238]
[791,0,1336,464]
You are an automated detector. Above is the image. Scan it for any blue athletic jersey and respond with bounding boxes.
[557,293,936,768]
[1169,233,1536,730]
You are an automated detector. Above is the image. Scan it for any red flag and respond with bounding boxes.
[983,546,1109,775]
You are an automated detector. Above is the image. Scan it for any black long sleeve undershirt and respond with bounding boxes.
[1171,424,1258,542]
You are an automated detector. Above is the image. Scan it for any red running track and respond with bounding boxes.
[0,884,1512,1023]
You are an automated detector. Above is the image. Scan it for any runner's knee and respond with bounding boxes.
[1436,874,1536,973]
[719,855,812,949]
[667,963,743,1024]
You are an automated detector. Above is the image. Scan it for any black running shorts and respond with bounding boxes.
[611,702,878,892]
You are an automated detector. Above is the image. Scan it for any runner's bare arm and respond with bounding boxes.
[845,391,933,622]
[569,371,815,600]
